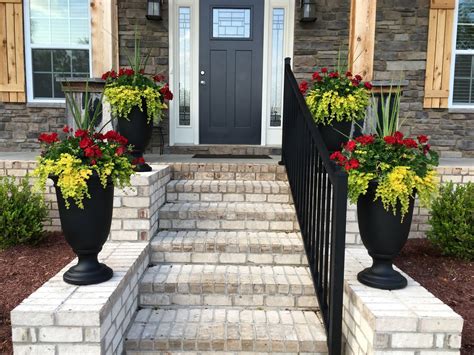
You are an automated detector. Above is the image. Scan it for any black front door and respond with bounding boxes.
[199,0,264,144]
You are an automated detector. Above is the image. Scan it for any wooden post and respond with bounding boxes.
[348,0,377,81]
[91,0,119,77]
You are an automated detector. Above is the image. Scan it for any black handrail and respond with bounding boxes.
[281,57,348,355]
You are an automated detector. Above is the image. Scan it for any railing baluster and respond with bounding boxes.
[281,58,347,355]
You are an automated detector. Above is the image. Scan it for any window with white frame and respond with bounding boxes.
[25,0,91,101]
[452,0,474,106]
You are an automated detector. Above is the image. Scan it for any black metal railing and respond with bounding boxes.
[281,58,348,355]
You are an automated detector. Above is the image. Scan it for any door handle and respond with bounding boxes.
[200,80,206,86]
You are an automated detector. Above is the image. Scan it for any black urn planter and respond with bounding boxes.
[53,174,114,285]
[318,120,355,152]
[117,104,153,172]
[356,182,415,290]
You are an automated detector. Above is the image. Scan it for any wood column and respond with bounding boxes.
[348,0,377,81]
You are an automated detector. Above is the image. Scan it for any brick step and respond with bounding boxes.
[125,308,327,353]
[138,264,318,310]
[169,162,287,181]
[150,231,307,266]
[158,202,298,232]
[166,179,292,203]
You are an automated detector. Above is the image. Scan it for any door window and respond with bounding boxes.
[212,8,251,38]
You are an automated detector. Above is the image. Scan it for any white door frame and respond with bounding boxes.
[168,0,294,146]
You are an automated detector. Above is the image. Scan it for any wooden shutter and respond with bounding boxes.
[423,0,455,108]
[0,0,25,103]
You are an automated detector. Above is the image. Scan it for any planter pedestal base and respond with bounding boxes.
[131,151,152,172]
[357,259,407,290]
[63,254,113,285]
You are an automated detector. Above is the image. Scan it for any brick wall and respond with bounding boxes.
[0,160,170,241]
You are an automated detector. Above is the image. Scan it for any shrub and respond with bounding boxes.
[427,181,474,260]
[0,176,48,249]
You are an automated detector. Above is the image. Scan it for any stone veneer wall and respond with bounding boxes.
[0,103,66,151]
[0,160,170,241]
[118,0,170,153]
[293,0,474,158]
[1,0,472,158]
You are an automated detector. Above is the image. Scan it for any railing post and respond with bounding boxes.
[279,57,292,166]
[328,172,348,355]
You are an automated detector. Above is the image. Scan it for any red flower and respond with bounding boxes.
[102,70,117,80]
[355,134,375,145]
[402,138,418,149]
[355,74,362,81]
[62,125,70,133]
[417,135,429,144]
[329,71,340,78]
[351,79,360,87]
[423,144,431,155]
[75,129,89,138]
[394,131,404,143]
[93,132,105,140]
[90,159,97,166]
[119,68,134,77]
[104,130,128,145]
[79,137,93,149]
[364,82,373,90]
[312,72,320,81]
[38,133,59,144]
[329,151,347,164]
[132,157,145,165]
[153,74,165,82]
[115,146,126,156]
[345,71,352,77]
[84,145,102,158]
[344,158,360,171]
[299,81,309,95]
[160,84,174,100]
[321,67,328,73]
[344,140,357,152]
[384,136,397,145]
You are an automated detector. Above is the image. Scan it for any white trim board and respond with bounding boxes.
[23,0,93,104]
[448,0,474,110]
[168,0,295,146]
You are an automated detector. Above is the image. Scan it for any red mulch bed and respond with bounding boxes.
[394,239,474,355]
[0,233,75,355]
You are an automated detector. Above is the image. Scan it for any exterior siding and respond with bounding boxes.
[293,0,473,158]
[0,0,472,157]
[0,103,65,151]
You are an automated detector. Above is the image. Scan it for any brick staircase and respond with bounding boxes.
[124,163,328,354]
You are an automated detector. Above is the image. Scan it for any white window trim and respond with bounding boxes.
[23,0,93,104]
[449,0,474,109]
[261,0,295,146]
[169,0,200,145]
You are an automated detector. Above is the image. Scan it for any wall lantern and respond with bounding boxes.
[147,0,163,21]
[300,0,317,22]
